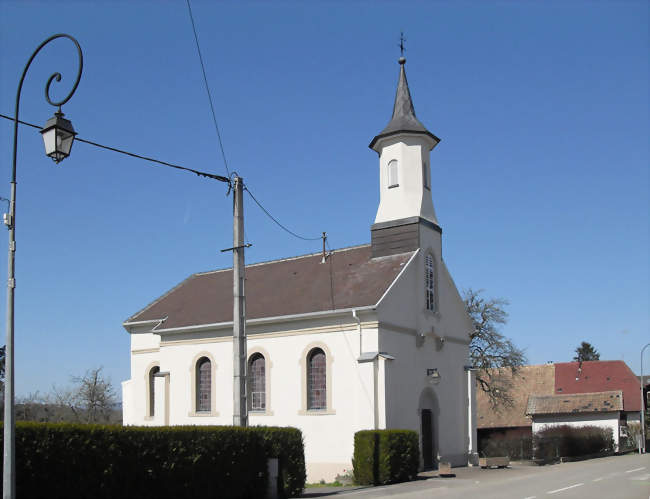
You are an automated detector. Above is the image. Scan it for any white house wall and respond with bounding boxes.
[123,315,380,482]
[122,326,162,426]
[531,412,621,450]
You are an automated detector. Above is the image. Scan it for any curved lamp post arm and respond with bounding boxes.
[11,33,83,182]
[4,34,83,499]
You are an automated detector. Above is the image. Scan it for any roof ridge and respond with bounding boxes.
[557,359,622,364]
[534,390,623,399]
[194,243,371,275]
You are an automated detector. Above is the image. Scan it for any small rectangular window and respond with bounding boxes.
[425,254,435,311]
[423,162,430,190]
[388,160,399,188]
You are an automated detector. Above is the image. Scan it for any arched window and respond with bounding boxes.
[196,357,211,413]
[248,353,266,411]
[388,159,399,188]
[307,348,326,410]
[148,365,160,417]
[423,161,430,190]
[425,253,435,312]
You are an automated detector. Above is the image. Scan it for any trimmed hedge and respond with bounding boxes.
[533,425,614,461]
[258,425,306,497]
[352,429,419,485]
[480,433,533,459]
[0,423,305,499]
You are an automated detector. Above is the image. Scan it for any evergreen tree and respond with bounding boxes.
[573,341,600,362]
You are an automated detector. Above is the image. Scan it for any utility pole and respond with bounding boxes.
[321,232,327,263]
[232,176,247,426]
[641,342,649,454]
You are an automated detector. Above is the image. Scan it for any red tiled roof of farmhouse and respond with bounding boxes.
[554,361,641,412]
[125,245,415,330]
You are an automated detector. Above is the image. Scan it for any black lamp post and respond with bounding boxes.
[3,34,83,499]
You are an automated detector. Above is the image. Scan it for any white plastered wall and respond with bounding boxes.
[376,226,473,467]
[531,412,621,450]
[123,312,380,483]
[374,135,438,225]
[123,325,161,426]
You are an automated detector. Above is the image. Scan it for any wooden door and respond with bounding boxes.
[421,409,434,469]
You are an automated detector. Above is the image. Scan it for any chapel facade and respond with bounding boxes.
[122,56,477,482]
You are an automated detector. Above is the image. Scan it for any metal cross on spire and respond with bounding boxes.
[399,31,406,57]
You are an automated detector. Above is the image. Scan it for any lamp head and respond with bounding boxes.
[426,368,441,385]
[40,110,76,163]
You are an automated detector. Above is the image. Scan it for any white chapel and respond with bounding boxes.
[121,56,477,482]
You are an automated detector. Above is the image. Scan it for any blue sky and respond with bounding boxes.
[0,1,647,397]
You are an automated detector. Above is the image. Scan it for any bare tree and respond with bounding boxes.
[0,344,5,392]
[0,345,5,381]
[54,367,117,423]
[464,288,527,409]
[573,341,600,362]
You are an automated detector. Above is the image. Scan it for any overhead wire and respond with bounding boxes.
[185,0,231,179]
[243,183,322,242]
[4,6,329,241]
[0,113,229,183]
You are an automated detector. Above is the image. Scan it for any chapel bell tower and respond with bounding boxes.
[369,56,443,258]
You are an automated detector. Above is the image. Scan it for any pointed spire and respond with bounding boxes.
[369,57,439,151]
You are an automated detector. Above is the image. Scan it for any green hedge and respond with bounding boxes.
[0,423,305,499]
[257,425,306,497]
[352,429,419,485]
[533,425,614,461]
[480,433,533,459]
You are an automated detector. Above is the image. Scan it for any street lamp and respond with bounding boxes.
[40,111,77,163]
[426,368,441,385]
[3,34,83,499]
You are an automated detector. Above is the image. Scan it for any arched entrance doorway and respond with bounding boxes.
[418,388,439,470]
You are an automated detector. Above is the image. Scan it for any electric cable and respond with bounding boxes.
[0,113,229,183]
[243,183,322,241]
[185,0,231,179]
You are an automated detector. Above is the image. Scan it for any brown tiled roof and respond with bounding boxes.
[526,391,623,415]
[476,364,555,429]
[125,245,414,330]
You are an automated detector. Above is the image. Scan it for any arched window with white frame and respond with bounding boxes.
[307,348,327,410]
[387,159,399,188]
[196,357,211,413]
[423,161,430,190]
[248,353,266,411]
[148,365,160,417]
[425,253,436,312]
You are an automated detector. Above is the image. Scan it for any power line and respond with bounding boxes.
[243,183,322,241]
[185,0,231,179]
[0,113,229,183]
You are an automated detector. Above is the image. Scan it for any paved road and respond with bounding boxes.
[302,453,650,499]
